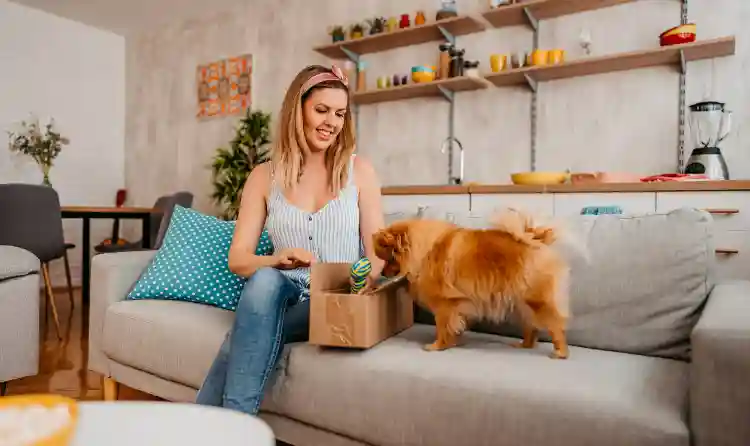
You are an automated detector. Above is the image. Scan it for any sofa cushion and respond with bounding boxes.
[263,324,689,446]
[101,299,233,388]
[0,246,39,281]
[442,207,715,361]
[126,205,272,311]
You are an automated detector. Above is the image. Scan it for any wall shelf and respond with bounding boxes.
[481,0,636,29]
[485,36,736,88]
[352,76,491,105]
[312,16,486,59]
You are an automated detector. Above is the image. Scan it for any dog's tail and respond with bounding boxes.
[489,208,557,246]
[489,208,591,264]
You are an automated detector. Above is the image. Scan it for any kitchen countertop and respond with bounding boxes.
[381,180,750,195]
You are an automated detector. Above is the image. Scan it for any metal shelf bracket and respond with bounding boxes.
[437,26,456,45]
[524,74,538,92]
[341,47,360,63]
[437,86,454,102]
[523,7,538,31]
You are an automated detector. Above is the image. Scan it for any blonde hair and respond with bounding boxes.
[271,65,356,193]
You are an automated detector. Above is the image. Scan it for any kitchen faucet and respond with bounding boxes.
[440,136,464,185]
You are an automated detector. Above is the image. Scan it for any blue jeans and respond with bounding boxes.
[195,267,309,415]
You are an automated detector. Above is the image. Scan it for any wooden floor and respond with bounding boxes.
[5,287,160,401]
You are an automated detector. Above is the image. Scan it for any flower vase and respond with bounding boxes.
[41,164,52,187]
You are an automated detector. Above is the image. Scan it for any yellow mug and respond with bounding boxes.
[490,54,507,72]
[530,49,548,66]
[548,49,566,64]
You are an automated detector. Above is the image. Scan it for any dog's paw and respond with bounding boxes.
[549,350,569,359]
[423,341,456,351]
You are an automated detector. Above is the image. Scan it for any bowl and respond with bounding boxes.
[510,171,569,185]
[660,32,695,46]
[659,23,696,46]
[411,65,436,83]
[660,23,696,38]
[0,394,78,446]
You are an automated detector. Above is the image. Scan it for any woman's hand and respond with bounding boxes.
[272,248,316,270]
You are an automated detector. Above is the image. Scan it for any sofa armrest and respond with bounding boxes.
[690,281,750,446]
[88,250,156,376]
[0,245,39,281]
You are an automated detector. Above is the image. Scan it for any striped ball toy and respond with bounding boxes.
[350,257,372,294]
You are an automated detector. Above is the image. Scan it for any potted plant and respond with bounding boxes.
[210,108,271,220]
[329,25,345,42]
[7,114,69,186]
[367,17,386,35]
[349,22,365,39]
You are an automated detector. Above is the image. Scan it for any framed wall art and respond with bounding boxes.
[196,53,253,119]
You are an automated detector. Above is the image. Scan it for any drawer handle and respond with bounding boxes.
[704,208,740,215]
[715,248,739,255]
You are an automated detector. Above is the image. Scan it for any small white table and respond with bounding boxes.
[70,402,276,445]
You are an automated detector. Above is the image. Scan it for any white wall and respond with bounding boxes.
[0,0,125,286]
[124,0,750,215]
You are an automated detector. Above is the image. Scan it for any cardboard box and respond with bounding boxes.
[309,263,414,349]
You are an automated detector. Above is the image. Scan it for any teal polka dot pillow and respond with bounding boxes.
[127,205,273,311]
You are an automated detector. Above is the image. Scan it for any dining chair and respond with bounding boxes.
[94,191,194,253]
[0,183,76,339]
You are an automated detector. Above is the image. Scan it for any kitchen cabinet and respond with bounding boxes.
[553,193,656,217]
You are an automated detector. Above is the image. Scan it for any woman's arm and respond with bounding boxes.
[354,155,386,278]
[227,163,279,277]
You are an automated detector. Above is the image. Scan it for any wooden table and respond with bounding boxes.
[61,206,157,305]
[70,401,276,445]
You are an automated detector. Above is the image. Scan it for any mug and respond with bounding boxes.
[548,49,566,64]
[530,49,548,66]
[511,52,525,69]
[490,54,507,72]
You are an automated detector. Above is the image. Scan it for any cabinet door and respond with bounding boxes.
[712,230,749,282]
[553,193,656,217]
[382,194,470,223]
[470,194,555,217]
[656,192,750,232]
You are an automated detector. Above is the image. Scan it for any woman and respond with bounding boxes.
[196,64,386,415]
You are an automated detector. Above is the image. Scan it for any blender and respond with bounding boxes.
[683,101,731,180]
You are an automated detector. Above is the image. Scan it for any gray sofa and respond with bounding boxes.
[0,245,40,393]
[88,208,750,446]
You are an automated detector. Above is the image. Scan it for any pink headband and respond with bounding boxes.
[301,65,349,94]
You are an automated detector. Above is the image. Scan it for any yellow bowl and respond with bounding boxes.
[511,171,569,185]
[0,394,78,446]
[411,71,435,83]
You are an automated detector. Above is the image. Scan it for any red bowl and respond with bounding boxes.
[660,32,696,46]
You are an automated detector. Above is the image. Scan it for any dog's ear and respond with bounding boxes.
[373,224,410,259]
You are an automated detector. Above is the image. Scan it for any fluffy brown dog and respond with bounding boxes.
[373,210,571,359]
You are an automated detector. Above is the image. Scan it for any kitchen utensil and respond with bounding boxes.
[415,11,426,25]
[531,49,548,66]
[547,49,566,64]
[660,23,696,46]
[436,0,458,20]
[510,52,525,68]
[399,14,410,28]
[511,172,569,185]
[570,172,642,184]
[490,54,507,72]
[411,65,436,83]
[683,100,731,180]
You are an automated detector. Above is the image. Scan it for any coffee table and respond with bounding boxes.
[70,401,275,445]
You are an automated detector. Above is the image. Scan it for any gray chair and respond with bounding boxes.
[94,191,194,253]
[0,183,74,339]
[0,245,41,395]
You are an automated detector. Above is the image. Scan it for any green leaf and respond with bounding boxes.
[209,108,272,216]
